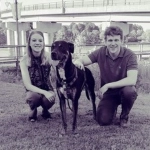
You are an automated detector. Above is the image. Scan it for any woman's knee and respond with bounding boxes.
[25,91,42,109]
[42,97,55,110]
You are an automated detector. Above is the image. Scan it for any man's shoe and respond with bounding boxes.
[120,119,130,127]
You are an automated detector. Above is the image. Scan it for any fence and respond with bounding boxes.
[1,0,150,13]
[0,43,150,75]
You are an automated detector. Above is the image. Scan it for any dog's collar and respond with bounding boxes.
[67,67,78,86]
[56,66,78,87]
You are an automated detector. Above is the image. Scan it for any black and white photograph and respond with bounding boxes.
[0,0,150,149]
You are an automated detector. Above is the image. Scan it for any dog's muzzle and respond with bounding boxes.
[51,51,68,68]
[51,51,58,60]
[57,55,68,68]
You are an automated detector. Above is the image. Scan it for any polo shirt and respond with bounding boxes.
[88,46,138,94]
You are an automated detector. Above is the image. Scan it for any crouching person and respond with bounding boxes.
[74,26,138,127]
[20,30,55,122]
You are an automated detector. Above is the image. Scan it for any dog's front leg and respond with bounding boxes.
[72,99,78,132]
[60,97,67,133]
[57,89,67,133]
[72,90,80,133]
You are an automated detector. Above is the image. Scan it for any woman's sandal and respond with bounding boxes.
[28,109,37,122]
[28,116,37,122]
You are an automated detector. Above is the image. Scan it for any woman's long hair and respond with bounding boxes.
[25,30,51,66]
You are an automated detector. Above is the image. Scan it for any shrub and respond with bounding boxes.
[127,37,138,42]
[136,60,150,93]
[0,66,22,84]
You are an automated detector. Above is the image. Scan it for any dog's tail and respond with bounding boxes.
[85,84,90,101]
[83,70,90,101]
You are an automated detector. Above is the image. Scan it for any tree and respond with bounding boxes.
[141,30,150,42]
[54,25,73,42]
[71,23,80,41]
[74,22,101,45]
[77,23,85,32]
[54,22,104,46]
[127,24,144,42]
[0,27,7,45]
[99,30,105,43]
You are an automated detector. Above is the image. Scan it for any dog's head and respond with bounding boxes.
[51,40,74,68]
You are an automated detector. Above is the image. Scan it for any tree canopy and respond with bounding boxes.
[0,22,150,46]
[54,22,149,45]
[54,22,104,46]
[127,24,144,42]
[141,29,150,42]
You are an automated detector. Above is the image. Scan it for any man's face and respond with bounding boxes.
[105,35,122,54]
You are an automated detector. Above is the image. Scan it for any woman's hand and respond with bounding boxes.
[43,91,56,102]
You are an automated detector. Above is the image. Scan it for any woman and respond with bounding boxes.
[20,30,55,122]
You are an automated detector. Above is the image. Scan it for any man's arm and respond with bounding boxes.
[98,70,138,97]
[73,55,93,70]
[107,70,138,88]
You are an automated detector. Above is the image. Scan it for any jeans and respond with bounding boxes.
[96,86,138,126]
[25,91,55,111]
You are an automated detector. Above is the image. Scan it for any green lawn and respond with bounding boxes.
[0,81,150,150]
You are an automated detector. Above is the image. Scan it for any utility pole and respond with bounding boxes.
[0,1,1,19]
[15,0,20,76]
[62,0,65,14]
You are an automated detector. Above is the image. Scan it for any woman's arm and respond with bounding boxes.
[20,58,47,95]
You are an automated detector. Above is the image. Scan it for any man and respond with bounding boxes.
[74,26,138,127]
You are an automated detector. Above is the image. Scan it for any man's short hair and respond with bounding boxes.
[104,26,123,40]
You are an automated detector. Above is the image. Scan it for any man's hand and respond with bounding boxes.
[100,84,109,95]
[73,59,85,70]
[43,91,56,103]
[96,84,109,99]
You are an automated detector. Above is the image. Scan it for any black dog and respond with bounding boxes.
[51,40,96,133]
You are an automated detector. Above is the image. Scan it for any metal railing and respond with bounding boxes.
[0,43,150,75]
[1,0,150,13]
[0,43,150,59]
[0,45,26,76]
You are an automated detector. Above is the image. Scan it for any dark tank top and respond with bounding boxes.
[28,56,53,91]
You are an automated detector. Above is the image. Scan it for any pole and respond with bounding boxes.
[62,0,65,14]
[61,0,63,9]
[15,0,20,77]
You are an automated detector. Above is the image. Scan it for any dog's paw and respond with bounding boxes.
[72,130,79,136]
[58,133,63,138]
[58,129,67,137]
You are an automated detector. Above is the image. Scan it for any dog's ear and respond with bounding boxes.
[68,42,74,53]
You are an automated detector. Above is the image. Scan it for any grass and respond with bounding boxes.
[0,81,150,150]
[0,62,150,150]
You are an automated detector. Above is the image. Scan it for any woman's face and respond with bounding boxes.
[30,33,44,55]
